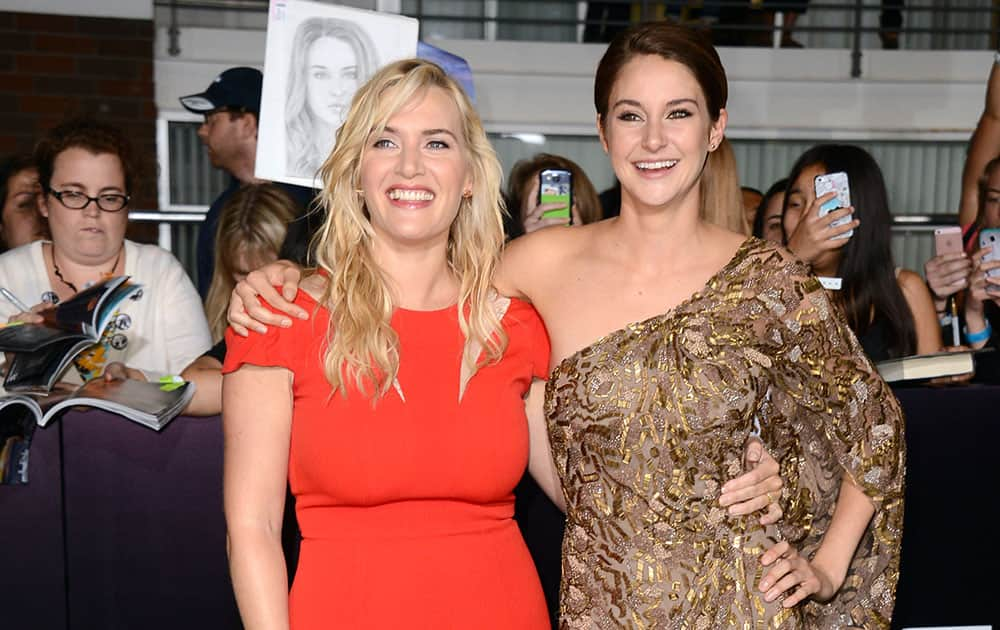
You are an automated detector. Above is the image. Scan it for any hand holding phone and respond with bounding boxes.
[814,172,853,240]
[979,228,1000,279]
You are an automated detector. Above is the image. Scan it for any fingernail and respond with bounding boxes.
[760,580,770,590]
[765,590,777,601]
[281,319,292,328]
[297,311,308,319]
[255,326,267,334]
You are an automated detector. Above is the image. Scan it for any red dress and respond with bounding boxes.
[223,291,551,629]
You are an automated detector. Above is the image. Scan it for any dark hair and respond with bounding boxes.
[783,144,915,358]
[34,117,137,195]
[505,153,603,239]
[0,154,36,210]
[594,21,727,129]
[751,177,787,239]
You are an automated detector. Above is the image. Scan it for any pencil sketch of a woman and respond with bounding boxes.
[285,17,378,180]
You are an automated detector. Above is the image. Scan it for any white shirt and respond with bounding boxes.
[0,240,211,384]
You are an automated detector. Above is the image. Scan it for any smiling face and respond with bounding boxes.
[41,147,128,266]
[599,54,726,216]
[306,36,359,128]
[1,167,45,249]
[359,86,472,252]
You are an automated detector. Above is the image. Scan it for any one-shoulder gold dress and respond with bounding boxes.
[545,239,904,629]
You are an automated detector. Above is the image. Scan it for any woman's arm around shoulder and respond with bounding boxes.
[897,267,944,353]
[223,363,294,630]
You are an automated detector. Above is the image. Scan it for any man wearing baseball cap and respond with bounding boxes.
[181,67,314,297]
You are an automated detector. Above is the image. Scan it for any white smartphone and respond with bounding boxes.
[814,171,853,240]
[979,227,1000,278]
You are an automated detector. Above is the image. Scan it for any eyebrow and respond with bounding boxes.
[54,182,125,194]
[611,97,700,110]
[383,126,459,141]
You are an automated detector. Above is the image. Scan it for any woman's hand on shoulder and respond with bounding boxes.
[785,193,857,265]
[228,260,308,337]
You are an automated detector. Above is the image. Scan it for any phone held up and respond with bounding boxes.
[934,226,963,258]
[538,169,573,225]
[814,171,853,240]
[980,227,1000,279]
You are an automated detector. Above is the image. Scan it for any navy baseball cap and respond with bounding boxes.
[179,67,263,114]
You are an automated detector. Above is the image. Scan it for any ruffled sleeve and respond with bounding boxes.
[506,298,551,381]
[221,290,313,375]
[760,255,904,628]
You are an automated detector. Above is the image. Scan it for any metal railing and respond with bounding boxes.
[155,0,1000,60]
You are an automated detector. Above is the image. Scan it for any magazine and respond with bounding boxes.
[0,377,195,432]
[0,276,142,392]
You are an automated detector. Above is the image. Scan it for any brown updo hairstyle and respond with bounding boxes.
[594,21,728,131]
[34,116,138,195]
[505,153,602,238]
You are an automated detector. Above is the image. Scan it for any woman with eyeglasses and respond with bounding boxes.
[0,117,211,386]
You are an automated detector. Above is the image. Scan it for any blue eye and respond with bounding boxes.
[373,138,396,149]
[426,140,449,150]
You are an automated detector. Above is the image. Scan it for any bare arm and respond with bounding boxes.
[759,472,875,606]
[959,60,1000,226]
[223,364,294,629]
[180,355,223,416]
[898,269,945,354]
[525,379,564,511]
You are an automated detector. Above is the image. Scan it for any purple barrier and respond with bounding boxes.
[0,412,240,629]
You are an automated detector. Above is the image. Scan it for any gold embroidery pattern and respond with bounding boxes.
[545,239,904,629]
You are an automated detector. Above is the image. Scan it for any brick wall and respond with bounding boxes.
[0,10,157,219]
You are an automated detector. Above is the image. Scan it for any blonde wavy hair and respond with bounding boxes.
[204,183,300,341]
[313,58,507,399]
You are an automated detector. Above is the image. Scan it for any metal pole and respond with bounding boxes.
[167,0,181,57]
[850,0,863,78]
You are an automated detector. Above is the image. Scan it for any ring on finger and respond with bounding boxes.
[766,490,779,504]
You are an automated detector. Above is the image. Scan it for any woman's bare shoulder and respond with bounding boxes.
[497,223,599,299]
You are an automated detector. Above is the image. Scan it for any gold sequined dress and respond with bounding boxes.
[545,239,904,629]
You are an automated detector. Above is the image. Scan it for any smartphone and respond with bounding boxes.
[934,226,963,257]
[979,227,1000,278]
[538,169,572,224]
[814,171,853,239]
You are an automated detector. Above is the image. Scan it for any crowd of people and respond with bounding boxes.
[0,12,996,630]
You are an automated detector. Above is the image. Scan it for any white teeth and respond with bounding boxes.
[636,160,677,170]
[388,188,435,201]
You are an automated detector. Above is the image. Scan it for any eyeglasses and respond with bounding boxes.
[47,188,129,213]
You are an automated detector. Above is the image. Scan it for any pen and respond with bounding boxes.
[0,288,30,313]
[950,295,960,347]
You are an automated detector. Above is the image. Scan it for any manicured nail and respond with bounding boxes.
[760,580,770,590]
[281,319,292,328]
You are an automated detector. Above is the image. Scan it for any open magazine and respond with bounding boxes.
[0,276,142,392]
[1,377,195,431]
